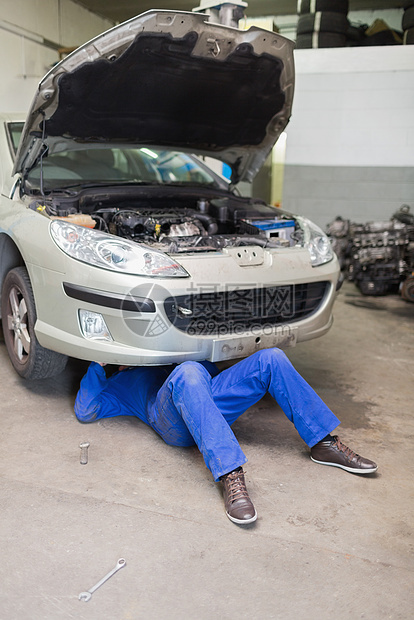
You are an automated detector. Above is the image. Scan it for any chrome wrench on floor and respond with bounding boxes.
[79,558,126,601]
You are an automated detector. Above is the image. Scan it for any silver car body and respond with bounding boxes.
[0,11,340,377]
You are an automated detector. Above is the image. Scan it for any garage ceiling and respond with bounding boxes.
[76,1,406,24]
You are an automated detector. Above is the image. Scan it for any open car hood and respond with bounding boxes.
[14,10,295,185]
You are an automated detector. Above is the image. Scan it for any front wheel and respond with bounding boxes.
[1,266,68,379]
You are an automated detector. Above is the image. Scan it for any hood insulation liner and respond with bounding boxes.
[44,31,286,150]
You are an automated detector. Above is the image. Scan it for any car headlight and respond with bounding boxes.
[299,217,334,267]
[50,220,189,277]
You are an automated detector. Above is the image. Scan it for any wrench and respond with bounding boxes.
[79,558,126,602]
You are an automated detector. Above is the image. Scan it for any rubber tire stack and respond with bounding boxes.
[402,1,414,44]
[296,0,349,49]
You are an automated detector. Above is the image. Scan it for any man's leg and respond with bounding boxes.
[211,348,340,446]
[148,361,257,524]
[211,348,377,474]
[148,362,248,481]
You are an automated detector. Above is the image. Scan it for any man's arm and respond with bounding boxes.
[74,362,110,422]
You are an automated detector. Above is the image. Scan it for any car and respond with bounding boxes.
[0,9,340,380]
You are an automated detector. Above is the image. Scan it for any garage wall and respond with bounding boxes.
[282,45,414,228]
[0,0,113,112]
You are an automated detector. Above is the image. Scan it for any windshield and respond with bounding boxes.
[7,122,24,155]
[25,146,222,191]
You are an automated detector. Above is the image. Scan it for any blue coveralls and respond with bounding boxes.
[74,348,340,481]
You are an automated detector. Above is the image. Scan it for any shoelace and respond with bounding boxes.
[224,471,250,503]
[332,436,360,461]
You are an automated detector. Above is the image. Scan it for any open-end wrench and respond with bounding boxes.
[79,558,126,602]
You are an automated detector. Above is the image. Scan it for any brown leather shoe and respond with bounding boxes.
[221,468,257,524]
[311,435,378,474]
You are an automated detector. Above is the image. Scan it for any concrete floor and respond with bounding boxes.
[0,281,413,619]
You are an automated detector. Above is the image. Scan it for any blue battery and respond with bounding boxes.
[252,219,295,242]
[253,219,294,230]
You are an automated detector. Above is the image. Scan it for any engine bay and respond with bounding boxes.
[35,189,300,253]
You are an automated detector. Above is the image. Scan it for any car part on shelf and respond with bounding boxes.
[403,2,414,44]
[296,1,349,49]
[327,207,414,301]
[401,276,414,302]
[297,0,349,14]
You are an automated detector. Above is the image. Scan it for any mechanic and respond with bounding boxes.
[74,348,378,525]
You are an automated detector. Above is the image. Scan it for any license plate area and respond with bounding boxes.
[211,326,298,361]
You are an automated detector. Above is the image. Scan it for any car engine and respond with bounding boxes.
[327,207,414,301]
[37,190,298,253]
[96,207,222,252]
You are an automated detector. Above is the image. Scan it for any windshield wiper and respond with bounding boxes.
[158,181,215,188]
[54,180,161,191]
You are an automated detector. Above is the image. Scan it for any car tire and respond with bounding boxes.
[403,7,414,30]
[297,12,349,35]
[297,0,349,15]
[360,29,402,46]
[401,276,414,302]
[403,27,414,43]
[346,24,367,43]
[296,32,347,48]
[1,266,68,379]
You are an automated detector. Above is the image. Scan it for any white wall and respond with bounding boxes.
[0,0,114,112]
[286,45,414,168]
[281,45,414,226]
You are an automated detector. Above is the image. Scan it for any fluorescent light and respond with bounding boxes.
[140,148,158,159]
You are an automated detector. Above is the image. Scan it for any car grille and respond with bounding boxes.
[164,281,329,336]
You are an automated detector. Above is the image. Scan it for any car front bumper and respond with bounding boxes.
[30,245,340,365]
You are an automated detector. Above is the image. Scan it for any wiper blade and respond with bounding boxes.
[161,181,215,188]
[55,180,160,191]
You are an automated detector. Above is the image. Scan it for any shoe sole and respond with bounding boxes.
[310,456,378,474]
[226,510,258,525]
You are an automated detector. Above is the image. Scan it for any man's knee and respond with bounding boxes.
[253,348,292,384]
[256,347,288,366]
[169,361,210,386]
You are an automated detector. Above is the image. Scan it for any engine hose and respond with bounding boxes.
[192,212,218,235]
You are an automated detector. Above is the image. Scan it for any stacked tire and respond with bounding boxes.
[403,1,414,44]
[296,0,349,49]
